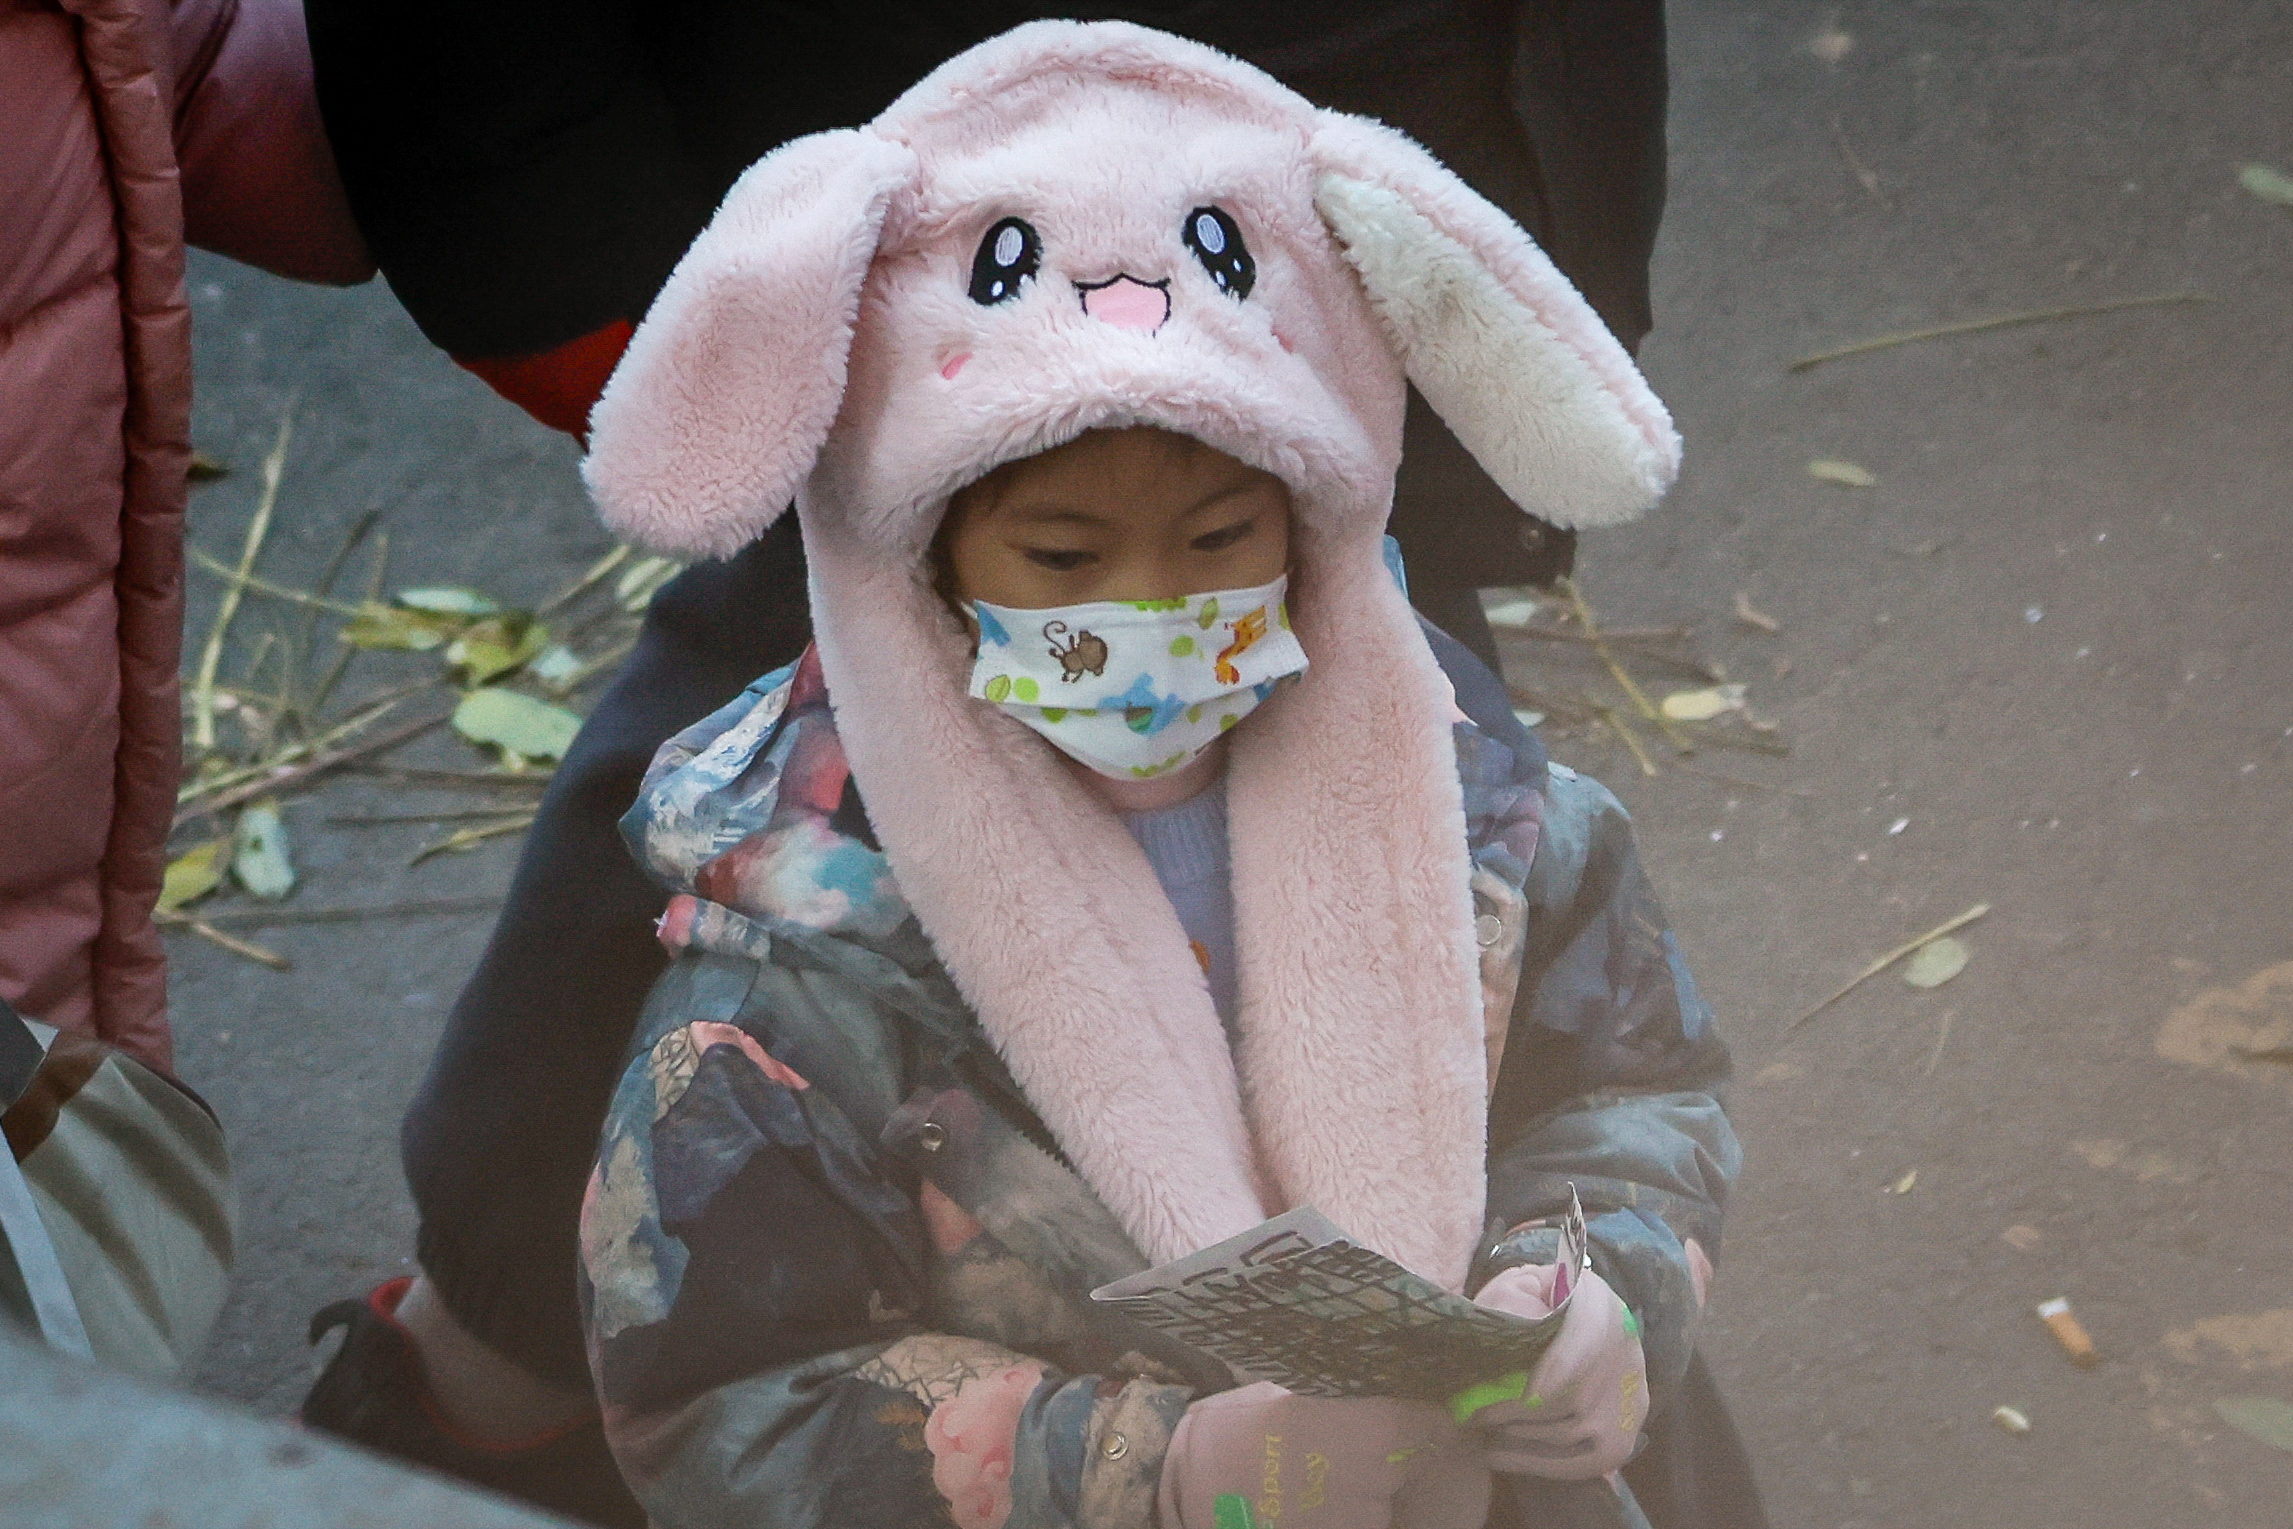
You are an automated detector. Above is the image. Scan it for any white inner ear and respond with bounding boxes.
[1315,173,1671,529]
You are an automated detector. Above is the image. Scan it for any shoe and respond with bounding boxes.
[301,1277,645,1528]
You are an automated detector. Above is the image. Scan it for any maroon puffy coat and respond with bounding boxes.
[0,0,371,1072]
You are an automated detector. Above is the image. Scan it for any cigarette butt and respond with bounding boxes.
[2036,1296,2099,1367]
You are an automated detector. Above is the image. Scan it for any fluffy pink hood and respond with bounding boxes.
[583,21,1677,1290]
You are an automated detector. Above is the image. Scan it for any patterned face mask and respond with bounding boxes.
[966,573,1309,779]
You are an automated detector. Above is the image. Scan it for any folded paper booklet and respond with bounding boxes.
[1091,1187,1588,1408]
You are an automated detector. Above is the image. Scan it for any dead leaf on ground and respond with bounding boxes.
[1808,458,1877,488]
[2001,1225,2043,1252]
[396,586,501,618]
[188,451,229,482]
[1660,684,1747,722]
[615,556,684,612]
[1903,936,1970,988]
[2156,961,2293,1089]
[452,688,583,766]
[1733,592,1781,633]
[340,601,464,652]
[230,799,295,900]
[1480,592,1540,630]
[2240,163,2293,210]
[1884,1168,1918,1195]
[2165,1310,2293,1371]
[447,614,548,684]
[529,643,586,692]
[2212,1395,2293,1454]
[159,837,231,913]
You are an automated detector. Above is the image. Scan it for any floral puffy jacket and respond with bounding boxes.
[580,646,1739,1529]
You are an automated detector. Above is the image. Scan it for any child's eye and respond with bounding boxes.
[1023,548,1097,572]
[1181,206,1254,300]
[1190,519,1257,553]
[968,217,1042,306]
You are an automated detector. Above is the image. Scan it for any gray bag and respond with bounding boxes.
[1,996,234,1378]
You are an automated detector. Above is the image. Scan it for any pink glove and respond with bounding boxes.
[1157,1381,1492,1529]
[1464,1265,1647,1479]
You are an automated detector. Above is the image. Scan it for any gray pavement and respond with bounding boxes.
[166,2,2292,1524]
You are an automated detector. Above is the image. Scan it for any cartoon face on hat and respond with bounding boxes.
[581,22,1681,1291]
[583,20,1677,564]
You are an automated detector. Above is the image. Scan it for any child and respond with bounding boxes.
[575,23,1749,1529]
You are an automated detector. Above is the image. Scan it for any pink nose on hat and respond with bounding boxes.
[1079,275,1171,334]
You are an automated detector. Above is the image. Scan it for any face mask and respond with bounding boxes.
[966,574,1309,779]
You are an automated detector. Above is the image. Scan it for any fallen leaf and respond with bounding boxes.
[159,837,231,913]
[1808,458,1877,489]
[2213,1395,2293,1454]
[1660,684,1747,722]
[230,799,295,901]
[615,556,683,612]
[447,614,548,684]
[340,601,463,652]
[1885,1168,1918,1195]
[1734,591,1781,633]
[1991,1404,2031,1435]
[188,451,229,482]
[1481,592,1540,629]
[1903,936,1970,988]
[452,688,583,763]
[530,643,586,692]
[2239,163,2293,210]
[396,586,501,618]
[2001,1225,2043,1252]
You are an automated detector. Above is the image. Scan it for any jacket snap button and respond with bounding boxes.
[918,1122,947,1153]
[1474,913,1504,947]
[1099,1430,1129,1461]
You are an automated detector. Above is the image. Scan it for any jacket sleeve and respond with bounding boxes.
[1474,766,1740,1418]
[580,958,1189,1529]
[170,0,374,284]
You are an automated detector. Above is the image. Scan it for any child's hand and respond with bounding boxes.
[1466,1264,1648,1479]
[1157,1381,1491,1529]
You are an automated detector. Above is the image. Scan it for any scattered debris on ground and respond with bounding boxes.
[165,413,670,968]
[1787,904,1989,1032]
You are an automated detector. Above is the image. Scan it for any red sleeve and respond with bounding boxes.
[455,320,635,442]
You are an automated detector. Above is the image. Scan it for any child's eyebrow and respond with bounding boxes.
[1005,506,1113,530]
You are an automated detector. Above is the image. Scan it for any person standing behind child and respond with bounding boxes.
[557,24,1759,1529]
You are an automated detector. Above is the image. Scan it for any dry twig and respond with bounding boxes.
[175,708,447,828]
[410,813,538,867]
[191,412,292,753]
[1787,903,1991,1033]
[156,912,291,971]
[1789,292,2210,372]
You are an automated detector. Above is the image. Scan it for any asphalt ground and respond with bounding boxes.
[166,3,2292,1524]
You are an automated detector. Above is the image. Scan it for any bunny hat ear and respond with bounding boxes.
[1312,112,1680,528]
[583,130,918,558]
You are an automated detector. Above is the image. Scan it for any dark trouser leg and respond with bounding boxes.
[400,519,810,1388]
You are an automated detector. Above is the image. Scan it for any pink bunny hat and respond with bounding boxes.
[584,21,1678,1290]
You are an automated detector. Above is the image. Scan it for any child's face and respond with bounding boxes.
[941,427,1290,611]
